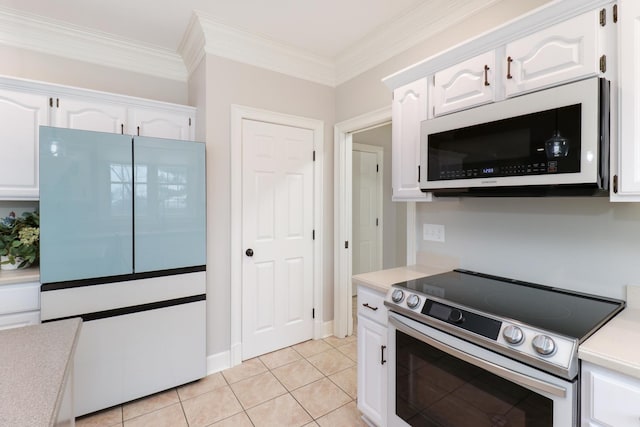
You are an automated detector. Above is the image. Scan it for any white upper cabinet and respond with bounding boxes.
[54,97,127,134]
[128,107,194,141]
[392,78,431,201]
[432,51,495,116]
[504,9,603,98]
[615,0,640,198]
[0,88,50,200]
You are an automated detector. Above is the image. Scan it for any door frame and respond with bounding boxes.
[352,142,384,275]
[230,104,324,366]
[334,106,417,338]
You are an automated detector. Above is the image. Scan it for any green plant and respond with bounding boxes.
[0,211,40,268]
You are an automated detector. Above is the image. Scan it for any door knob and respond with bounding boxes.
[245,248,254,257]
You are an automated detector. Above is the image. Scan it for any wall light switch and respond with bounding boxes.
[423,223,445,242]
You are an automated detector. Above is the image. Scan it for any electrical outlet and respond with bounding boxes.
[423,223,445,242]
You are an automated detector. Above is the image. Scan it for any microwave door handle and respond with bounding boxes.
[390,316,567,398]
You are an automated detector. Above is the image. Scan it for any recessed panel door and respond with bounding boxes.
[352,149,380,276]
[241,119,314,360]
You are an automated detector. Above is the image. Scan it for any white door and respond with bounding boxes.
[128,107,194,140]
[352,146,382,281]
[241,119,314,360]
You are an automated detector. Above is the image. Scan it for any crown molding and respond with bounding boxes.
[0,6,188,82]
[193,11,336,87]
[334,0,502,85]
[178,12,206,77]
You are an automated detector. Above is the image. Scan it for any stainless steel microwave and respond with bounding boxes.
[420,77,609,196]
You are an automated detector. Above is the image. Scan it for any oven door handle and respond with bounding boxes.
[390,316,567,398]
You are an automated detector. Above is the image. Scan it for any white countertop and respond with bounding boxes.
[579,285,640,380]
[352,264,451,294]
[0,266,40,286]
[0,318,82,426]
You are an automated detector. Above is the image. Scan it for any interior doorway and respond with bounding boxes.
[334,108,409,338]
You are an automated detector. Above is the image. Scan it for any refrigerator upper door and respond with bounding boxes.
[39,127,134,283]
[133,136,206,273]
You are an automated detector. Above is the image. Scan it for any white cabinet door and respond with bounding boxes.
[582,362,640,427]
[128,107,194,140]
[432,51,495,116]
[54,97,127,134]
[0,89,49,200]
[505,9,601,97]
[357,315,388,427]
[392,78,431,201]
[616,0,640,196]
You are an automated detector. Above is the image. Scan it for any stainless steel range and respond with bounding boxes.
[384,269,624,427]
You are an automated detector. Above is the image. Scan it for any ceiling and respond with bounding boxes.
[0,0,432,58]
[0,0,504,85]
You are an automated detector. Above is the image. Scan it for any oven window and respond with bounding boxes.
[396,330,553,427]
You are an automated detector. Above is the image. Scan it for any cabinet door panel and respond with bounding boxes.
[432,51,495,116]
[55,97,126,134]
[392,79,431,201]
[0,89,49,199]
[39,127,133,283]
[617,0,640,195]
[133,137,206,272]
[357,315,387,426]
[505,10,600,97]
[128,108,193,140]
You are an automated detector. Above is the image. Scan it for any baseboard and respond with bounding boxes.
[322,320,334,338]
[206,350,231,375]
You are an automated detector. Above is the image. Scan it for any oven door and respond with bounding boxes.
[388,312,577,427]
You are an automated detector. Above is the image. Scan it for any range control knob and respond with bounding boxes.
[532,335,556,356]
[503,325,524,345]
[448,309,464,324]
[406,294,421,309]
[391,289,405,303]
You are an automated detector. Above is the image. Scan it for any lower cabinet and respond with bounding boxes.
[357,285,388,426]
[581,361,640,426]
[0,281,40,330]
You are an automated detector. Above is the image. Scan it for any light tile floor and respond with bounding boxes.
[76,299,362,427]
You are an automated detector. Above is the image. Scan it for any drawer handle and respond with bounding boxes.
[484,64,490,86]
[507,56,513,79]
[381,345,387,365]
[363,303,378,311]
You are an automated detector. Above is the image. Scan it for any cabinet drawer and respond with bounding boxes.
[0,282,40,315]
[357,286,387,325]
[587,365,640,426]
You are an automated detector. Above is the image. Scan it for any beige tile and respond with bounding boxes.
[307,348,355,376]
[76,406,122,427]
[246,394,312,427]
[292,339,332,358]
[271,359,324,391]
[336,341,357,361]
[230,371,287,409]
[211,411,254,427]
[303,423,319,427]
[291,378,352,419]
[177,372,227,401]
[222,357,268,384]
[317,401,366,427]
[123,403,187,427]
[259,347,302,370]
[323,334,356,348]
[181,385,243,427]
[122,389,179,420]
[329,366,357,399]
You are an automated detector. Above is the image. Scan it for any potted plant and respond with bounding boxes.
[0,211,40,270]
